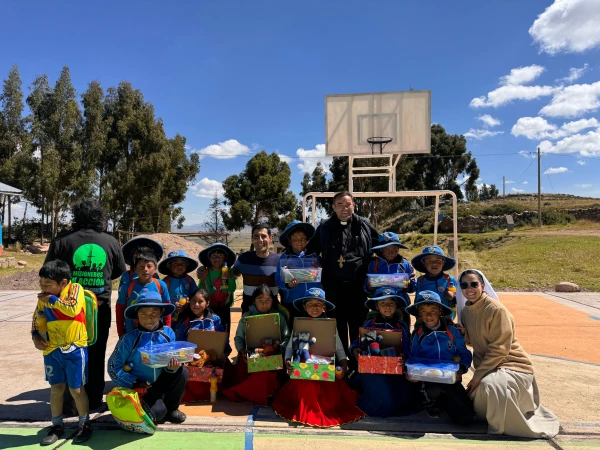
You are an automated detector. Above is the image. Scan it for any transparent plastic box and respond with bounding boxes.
[139,342,196,368]
[366,273,409,289]
[282,268,322,283]
[405,357,459,384]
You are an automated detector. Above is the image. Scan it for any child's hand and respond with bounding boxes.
[466,378,480,395]
[167,357,181,371]
[196,267,208,280]
[222,270,231,280]
[444,289,455,301]
[405,373,419,383]
[32,335,48,351]
[37,293,52,303]
[175,302,185,313]
[287,279,299,288]
[286,360,293,375]
[456,370,463,382]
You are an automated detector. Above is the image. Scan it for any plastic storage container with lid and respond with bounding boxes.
[139,341,196,368]
[282,267,322,283]
[366,273,409,289]
[405,357,460,384]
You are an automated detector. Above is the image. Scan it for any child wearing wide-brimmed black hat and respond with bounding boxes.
[158,250,198,323]
[196,243,237,333]
[118,237,164,289]
[108,290,187,425]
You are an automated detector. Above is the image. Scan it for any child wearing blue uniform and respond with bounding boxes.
[116,249,171,337]
[32,260,92,445]
[412,246,458,323]
[158,250,198,323]
[348,287,421,417]
[275,221,322,323]
[119,237,164,288]
[364,232,416,295]
[406,290,474,424]
[108,291,187,425]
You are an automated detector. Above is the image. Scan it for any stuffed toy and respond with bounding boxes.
[254,338,280,357]
[360,330,384,356]
[190,349,217,368]
[293,332,316,363]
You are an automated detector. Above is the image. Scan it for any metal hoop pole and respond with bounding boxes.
[433,195,440,245]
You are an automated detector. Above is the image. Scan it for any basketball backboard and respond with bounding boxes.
[325,90,431,156]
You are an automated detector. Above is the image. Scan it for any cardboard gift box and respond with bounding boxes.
[186,329,228,382]
[357,327,404,375]
[289,317,336,382]
[245,313,284,373]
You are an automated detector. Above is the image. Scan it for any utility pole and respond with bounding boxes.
[503,176,506,197]
[537,147,542,227]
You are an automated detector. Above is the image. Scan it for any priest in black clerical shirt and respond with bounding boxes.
[310,192,379,351]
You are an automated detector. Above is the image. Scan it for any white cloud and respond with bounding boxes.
[523,181,529,184]
[296,144,332,174]
[476,114,502,127]
[575,183,592,188]
[192,139,251,160]
[539,129,600,156]
[511,187,525,193]
[501,65,545,86]
[543,166,569,174]
[519,150,536,158]
[505,180,515,184]
[190,178,225,198]
[470,85,555,108]
[576,159,586,165]
[464,129,504,140]
[529,0,600,54]
[540,81,600,117]
[276,153,293,164]
[511,116,600,139]
[556,64,589,83]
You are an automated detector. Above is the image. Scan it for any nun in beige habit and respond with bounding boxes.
[457,269,559,439]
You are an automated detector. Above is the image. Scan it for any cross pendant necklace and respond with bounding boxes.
[337,255,345,268]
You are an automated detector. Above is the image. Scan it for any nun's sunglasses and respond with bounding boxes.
[460,281,480,289]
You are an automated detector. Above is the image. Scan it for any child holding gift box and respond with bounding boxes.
[348,287,422,417]
[222,285,289,405]
[411,246,458,323]
[405,290,474,424]
[158,250,198,324]
[272,288,366,427]
[364,232,416,295]
[175,288,231,402]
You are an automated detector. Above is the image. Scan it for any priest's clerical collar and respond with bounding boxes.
[338,214,352,226]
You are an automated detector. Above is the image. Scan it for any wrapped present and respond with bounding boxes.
[357,328,404,375]
[366,273,409,289]
[187,366,224,383]
[186,329,228,382]
[138,342,196,368]
[405,357,459,384]
[289,317,336,382]
[245,313,284,373]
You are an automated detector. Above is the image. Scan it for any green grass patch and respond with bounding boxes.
[0,251,45,277]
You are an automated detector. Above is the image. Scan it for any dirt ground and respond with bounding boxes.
[142,233,205,262]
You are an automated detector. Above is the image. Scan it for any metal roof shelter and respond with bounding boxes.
[0,182,23,196]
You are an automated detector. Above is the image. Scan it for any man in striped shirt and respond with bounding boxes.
[233,224,280,313]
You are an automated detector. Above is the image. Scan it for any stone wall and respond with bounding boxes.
[438,207,600,233]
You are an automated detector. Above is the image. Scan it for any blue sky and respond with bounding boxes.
[2,0,600,226]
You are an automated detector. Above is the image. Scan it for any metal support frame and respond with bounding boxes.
[302,190,459,279]
[348,154,402,193]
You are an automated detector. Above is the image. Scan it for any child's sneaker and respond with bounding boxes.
[41,425,64,446]
[72,421,92,444]
[424,402,442,419]
[164,410,187,424]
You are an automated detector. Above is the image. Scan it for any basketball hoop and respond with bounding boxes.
[367,137,393,155]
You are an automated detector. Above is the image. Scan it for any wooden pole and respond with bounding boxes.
[537,147,542,227]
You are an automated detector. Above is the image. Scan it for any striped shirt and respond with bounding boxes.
[234,251,280,296]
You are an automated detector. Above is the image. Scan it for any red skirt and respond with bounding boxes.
[271,379,366,428]
[221,357,280,406]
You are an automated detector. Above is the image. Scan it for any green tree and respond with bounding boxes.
[479,184,490,201]
[222,151,297,231]
[204,192,227,242]
[81,80,108,193]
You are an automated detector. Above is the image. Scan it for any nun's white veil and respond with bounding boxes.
[456,269,500,324]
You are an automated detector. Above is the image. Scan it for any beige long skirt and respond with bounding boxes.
[470,368,560,439]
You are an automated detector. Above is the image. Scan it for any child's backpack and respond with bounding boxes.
[83,290,98,346]
[106,387,157,435]
[127,278,164,303]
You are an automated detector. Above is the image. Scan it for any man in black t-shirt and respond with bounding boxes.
[45,199,126,410]
[310,192,379,351]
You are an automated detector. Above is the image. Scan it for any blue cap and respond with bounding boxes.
[405,290,452,317]
[158,250,199,277]
[371,232,409,251]
[410,246,456,273]
[124,289,175,319]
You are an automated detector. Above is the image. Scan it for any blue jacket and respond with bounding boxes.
[350,314,411,356]
[108,323,177,388]
[275,251,322,304]
[365,255,416,294]
[175,311,232,354]
[163,275,198,302]
[409,323,472,373]
[415,273,457,320]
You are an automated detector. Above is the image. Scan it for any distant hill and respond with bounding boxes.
[171,223,207,232]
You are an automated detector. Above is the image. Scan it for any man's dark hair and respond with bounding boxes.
[332,191,354,204]
[72,198,107,232]
[251,223,271,237]
[133,248,158,267]
[39,260,72,283]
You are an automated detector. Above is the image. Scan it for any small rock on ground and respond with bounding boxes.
[555,282,581,293]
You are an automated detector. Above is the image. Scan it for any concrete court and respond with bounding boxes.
[1,289,599,450]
